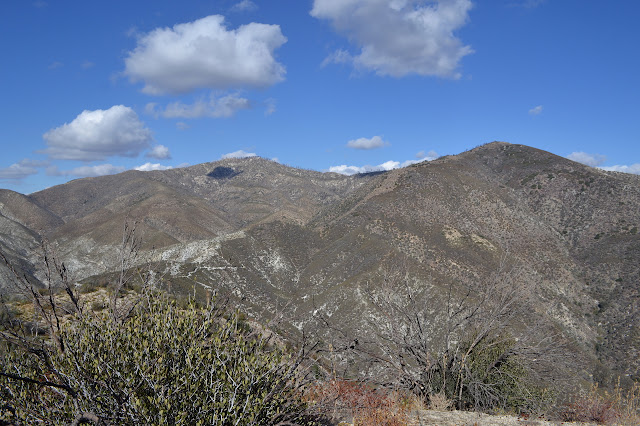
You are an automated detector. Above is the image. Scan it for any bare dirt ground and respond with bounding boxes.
[407,410,599,426]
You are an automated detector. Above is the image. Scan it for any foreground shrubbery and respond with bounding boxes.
[1,235,638,425]
[307,379,413,425]
[0,294,314,425]
[559,381,640,425]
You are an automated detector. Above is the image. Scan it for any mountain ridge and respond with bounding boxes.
[1,142,638,386]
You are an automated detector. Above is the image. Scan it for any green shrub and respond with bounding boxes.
[1,294,313,425]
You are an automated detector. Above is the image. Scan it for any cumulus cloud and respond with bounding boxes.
[567,152,607,167]
[329,160,399,175]
[0,159,46,180]
[221,150,257,159]
[529,105,543,115]
[600,164,640,175]
[329,152,438,175]
[311,0,473,78]
[135,162,173,171]
[146,145,171,160]
[146,94,251,119]
[124,15,287,94]
[231,0,258,12]
[41,105,153,161]
[347,135,388,150]
[47,164,126,178]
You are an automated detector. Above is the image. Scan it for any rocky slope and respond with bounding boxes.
[0,142,638,386]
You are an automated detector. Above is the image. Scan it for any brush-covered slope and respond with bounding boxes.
[28,157,370,243]
[0,190,61,291]
[301,142,640,379]
[1,143,638,384]
[147,143,638,382]
[11,157,373,278]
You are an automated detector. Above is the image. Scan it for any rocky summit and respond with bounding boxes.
[1,142,639,386]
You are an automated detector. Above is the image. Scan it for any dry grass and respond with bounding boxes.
[559,380,640,425]
[306,379,412,426]
[429,392,453,411]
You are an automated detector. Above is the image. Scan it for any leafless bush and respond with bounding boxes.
[320,254,568,414]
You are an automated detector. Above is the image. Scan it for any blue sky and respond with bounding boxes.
[1,0,639,194]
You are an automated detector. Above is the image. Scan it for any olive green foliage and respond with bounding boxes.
[424,333,552,412]
[0,295,312,425]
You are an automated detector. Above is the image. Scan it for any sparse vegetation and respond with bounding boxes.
[0,226,320,425]
[1,143,640,424]
[320,257,564,416]
[306,379,411,425]
[1,294,318,425]
[560,381,640,425]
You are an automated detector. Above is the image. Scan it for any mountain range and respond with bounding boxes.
[1,142,638,386]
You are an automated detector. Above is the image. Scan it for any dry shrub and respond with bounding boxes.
[307,379,410,426]
[612,380,640,426]
[429,392,452,411]
[560,380,640,425]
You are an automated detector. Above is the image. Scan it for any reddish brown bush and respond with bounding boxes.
[559,381,640,425]
[307,379,410,426]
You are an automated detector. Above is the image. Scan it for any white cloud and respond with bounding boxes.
[221,150,257,159]
[264,98,277,116]
[509,0,546,8]
[176,122,190,130]
[600,164,640,175]
[41,105,153,161]
[48,164,126,178]
[146,145,171,160]
[146,93,251,119]
[321,49,353,67]
[135,162,173,172]
[416,149,439,159]
[329,161,397,175]
[144,102,158,116]
[48,61,63,70]
[405,150,439,166]
[311,0,473,78]
[346,135,388,150]
[529,105,543,115]
[328,164,373,175]
[231,0,258,12]
[81,61,95,69]
[329,153,437,175]
[567,152,607,167]
[124,15,287,94]
[0,159,46,180]
[566,151,640,175]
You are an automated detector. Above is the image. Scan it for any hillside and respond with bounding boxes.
[1,142,638,387]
